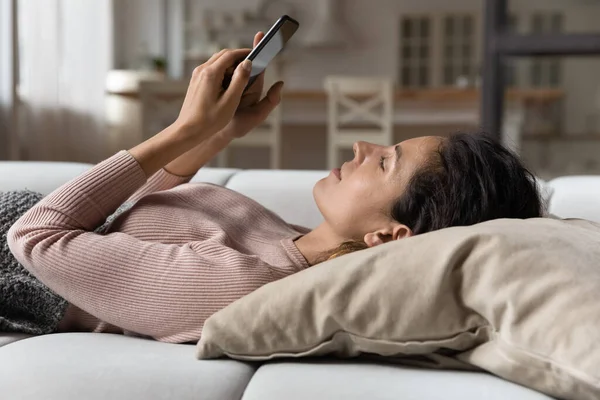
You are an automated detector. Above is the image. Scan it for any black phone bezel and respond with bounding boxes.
[246,15,299,63]
[222,15,299,91]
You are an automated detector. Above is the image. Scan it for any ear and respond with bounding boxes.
[392,224,413,240]
[363,223,413,248]
[363,232,385,247]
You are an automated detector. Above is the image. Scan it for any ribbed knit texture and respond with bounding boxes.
[7,151,310,343]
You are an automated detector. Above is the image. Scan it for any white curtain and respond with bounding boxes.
[17,0,112,162]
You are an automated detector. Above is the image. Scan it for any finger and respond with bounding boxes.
[191,49,228,80]
[253,31,265,48]
[204,48,228,66]
[194,49,251,100]
[221,59,253,105]
[246,69,265,93]
[247,81,284,121]
[264,80,284,106]
[211,48,251,74]
[191,49,230,82]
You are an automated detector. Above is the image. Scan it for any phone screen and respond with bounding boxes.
[248,34,284,79]
[246,16,299,84]
[221,16,299,91]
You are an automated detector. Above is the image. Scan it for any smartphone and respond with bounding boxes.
[222,15,299,91]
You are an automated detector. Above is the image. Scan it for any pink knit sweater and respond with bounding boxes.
[7,151,310,343]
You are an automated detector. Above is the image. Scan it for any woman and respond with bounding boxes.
[7,35,542,343]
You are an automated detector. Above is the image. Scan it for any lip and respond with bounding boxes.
[332,168,341,180]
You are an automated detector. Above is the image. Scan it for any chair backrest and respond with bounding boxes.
[139,81,188,140]
[324,76,394,139]
[324,76,395,169]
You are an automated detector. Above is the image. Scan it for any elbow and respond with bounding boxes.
[6,200,80,280]
[7,220,34,268]
[6,219,63,275]
[7,220,23,253]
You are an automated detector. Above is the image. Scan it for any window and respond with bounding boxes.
[399,16,432,88]
[399,13,479,88]
[441,15,476,85]
[397,11,566,89]
[530,12,563,87]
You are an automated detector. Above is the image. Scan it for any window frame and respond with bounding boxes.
[398,14,435,88]
[398,12,481,88]
[398,10,565,89]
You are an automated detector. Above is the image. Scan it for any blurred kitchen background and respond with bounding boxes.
[2,0,600,179]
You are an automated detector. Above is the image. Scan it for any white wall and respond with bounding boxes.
[114,0,485,83]
[112,0,600,135]
[180,0,485,90]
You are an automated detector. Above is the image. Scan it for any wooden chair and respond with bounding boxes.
[324,76,394,170]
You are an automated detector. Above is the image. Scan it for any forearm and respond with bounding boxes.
[128,123,203,178]
[163,132,232,177]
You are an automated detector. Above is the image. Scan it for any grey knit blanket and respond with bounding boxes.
[1,190,134,335]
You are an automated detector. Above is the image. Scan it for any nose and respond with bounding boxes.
[353,141,376,163]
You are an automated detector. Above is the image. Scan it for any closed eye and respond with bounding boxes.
[379,156,386,171]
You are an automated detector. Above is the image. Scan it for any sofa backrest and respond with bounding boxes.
[2,161,600,228]
[0,161,92,195]
[224,170,326,229]
[545,176,600,222]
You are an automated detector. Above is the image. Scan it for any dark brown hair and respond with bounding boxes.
[317,132,543,263]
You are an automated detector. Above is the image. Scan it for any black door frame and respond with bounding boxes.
[0,0,19,160]
[481,0,600,140]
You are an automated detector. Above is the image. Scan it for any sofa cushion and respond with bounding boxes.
[225,170,327,229]
[198,217,600,400]
[242,361,553,400]
[0,332,31,347]
[0,333,256,400]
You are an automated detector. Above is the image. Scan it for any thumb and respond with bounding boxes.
[222,59,252,105]
[248,81,284,120]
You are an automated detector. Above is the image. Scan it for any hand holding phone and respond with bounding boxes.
[222,15,299,91]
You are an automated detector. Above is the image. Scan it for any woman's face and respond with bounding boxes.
[314,136,442,240]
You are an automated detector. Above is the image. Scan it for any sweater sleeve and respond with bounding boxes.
[125,167,195,204]
[6,151,274,342]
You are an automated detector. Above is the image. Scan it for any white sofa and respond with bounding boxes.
[2,159,598,400]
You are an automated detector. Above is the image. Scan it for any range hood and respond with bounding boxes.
[302,0,351,49]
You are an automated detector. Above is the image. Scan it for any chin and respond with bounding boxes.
[313,179,328,215]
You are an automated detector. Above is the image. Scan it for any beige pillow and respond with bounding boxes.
[197,218,600,400]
